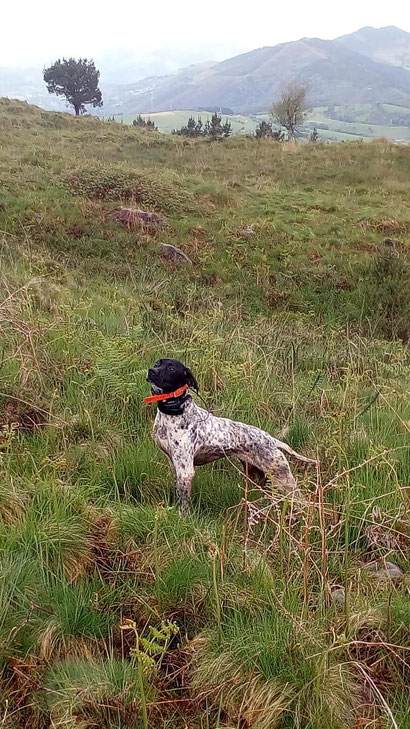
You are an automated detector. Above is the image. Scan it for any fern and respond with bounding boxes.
[95,337,143,401]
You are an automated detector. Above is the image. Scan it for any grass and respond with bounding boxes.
[0,97,409,728]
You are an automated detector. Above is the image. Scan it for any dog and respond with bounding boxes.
[146,358,316,512]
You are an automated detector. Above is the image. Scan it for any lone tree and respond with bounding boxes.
[43,58,103,116]
[271,82,308,141]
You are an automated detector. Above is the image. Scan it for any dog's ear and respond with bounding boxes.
[184,366,199,392]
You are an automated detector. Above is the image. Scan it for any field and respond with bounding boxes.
[108,104,410,141]
[0,97,409,729]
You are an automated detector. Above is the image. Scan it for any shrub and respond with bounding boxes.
[63,163,194,212]
[43,657,151,728]
[132,114,158,131]
[360,242,410,341]
[255,120,284,140]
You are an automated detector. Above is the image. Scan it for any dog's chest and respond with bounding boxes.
[153,418,170,453]
[152,413,191,456]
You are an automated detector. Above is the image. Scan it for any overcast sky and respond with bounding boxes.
[3,0,410,68]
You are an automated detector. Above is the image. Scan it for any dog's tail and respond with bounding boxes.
[275,439,317,465]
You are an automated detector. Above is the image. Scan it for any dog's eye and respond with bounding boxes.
[169,366,175,372]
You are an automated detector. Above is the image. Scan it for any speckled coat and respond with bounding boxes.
[152,396,316,512]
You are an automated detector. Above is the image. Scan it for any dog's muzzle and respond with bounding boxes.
[147,367,160,384]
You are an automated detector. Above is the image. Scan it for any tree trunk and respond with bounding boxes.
[74,104,80,116]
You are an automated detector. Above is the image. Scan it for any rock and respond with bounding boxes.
[330,586,345,608]
[109,207,167,230]
[363,560,403,581]
[159,243,192,265]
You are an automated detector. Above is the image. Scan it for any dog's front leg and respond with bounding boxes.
[171,451,195,515]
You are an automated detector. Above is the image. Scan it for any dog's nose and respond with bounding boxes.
[147,367,159,380]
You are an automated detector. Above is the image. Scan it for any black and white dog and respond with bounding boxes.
[146,358,316,512]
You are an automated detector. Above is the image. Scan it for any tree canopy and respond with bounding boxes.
[254,120,284,141]
[43,58,103,116]
[271,82,308,141]
[132,115,157,130]
[172,113,232,140]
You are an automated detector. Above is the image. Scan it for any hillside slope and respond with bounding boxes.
[102,36,410,115]
[0,99,409,729]
[336,25,410,69]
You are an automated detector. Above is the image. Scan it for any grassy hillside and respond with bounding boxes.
[0,97,409,729]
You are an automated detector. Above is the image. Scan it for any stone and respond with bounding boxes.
[330,586,345,608]
[362,560,403,581]
[159,243,192,265]
[109,207,167,230]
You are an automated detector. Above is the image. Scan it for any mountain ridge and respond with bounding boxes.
[1,26,410,118]
[101,29,410,116]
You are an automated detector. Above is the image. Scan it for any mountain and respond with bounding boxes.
[101,34,410,115]
[336,25,410,69]
[1,27,410,118]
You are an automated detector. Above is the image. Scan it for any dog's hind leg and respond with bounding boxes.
[239,460,266,488]
[252,449,298,494]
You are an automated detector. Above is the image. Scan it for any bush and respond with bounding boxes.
[255,120,284,140]
[43,657,151,728]
[63,163,194,212]
[360,242,410,341]
[173,113,232,139]
[132,114,157,131]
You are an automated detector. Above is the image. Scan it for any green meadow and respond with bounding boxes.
[0,97,409,729]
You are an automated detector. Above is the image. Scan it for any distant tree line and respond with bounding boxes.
[172,113,232,140]
[196,106,235,115]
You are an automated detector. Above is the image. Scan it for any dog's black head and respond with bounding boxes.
[147,358,198,394]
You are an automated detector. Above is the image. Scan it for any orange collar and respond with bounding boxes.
[144,384,188,404]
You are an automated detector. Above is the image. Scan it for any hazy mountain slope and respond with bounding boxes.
[102,37,410,115]
[0,67,67,110]
[336,25,410,69]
